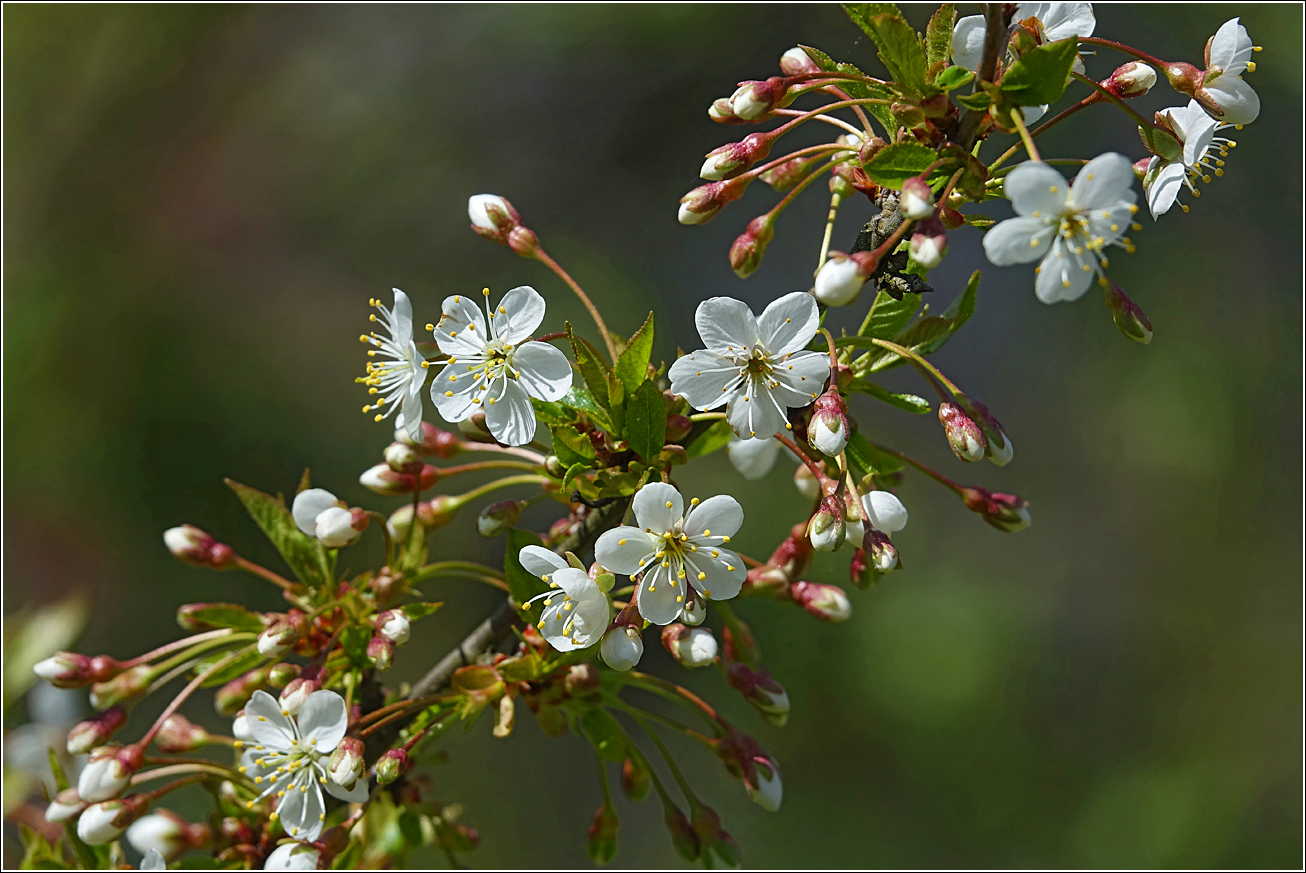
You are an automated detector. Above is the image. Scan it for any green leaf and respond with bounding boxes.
[505,528,550,616]
[194,649,265,688]
[624,379,667,461]
[553,384,616,434]
[580,708,628,762]
[842,6,929,96]
[799,45,898,135]
[614,312,655,396]
[177,603,265,634]
[934,65,973,92]
[532,398,579,428]
[955,90,993,111]
[551,425,596,468]
[844,432,905,478]
[562,462,589,489]
[225,479,331,587]
[962,213,996,229]
[863,142,937,189]
[400,602,442,620]
[925,4,956,69]
[867,270,980,371]
[999,37,1079,105]
[566,322,623,413]
[684,419,734,460]
[341,626,371,669]
[847,379,931,413]
[860,290,921,339]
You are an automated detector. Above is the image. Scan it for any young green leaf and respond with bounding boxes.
[176,603,266,634]
[195,649,265,688]
[566,322,623,412]
[925,3,956,69]
[934,65,974,92]
[551,425,596,468]
[999,37,1080,105]
[847,379,932,413]
[798,44,898,136]
[863,142,937,189]
[614,312,655,395]
[866,270,980,371]
[845,432,906,478]
[225,479,331,587]
[859,290,922,340]
[842,5,929,96]
[341,625,372,669]
[400,602,443,620]
[684,418,734,460]
[624,379,667,461]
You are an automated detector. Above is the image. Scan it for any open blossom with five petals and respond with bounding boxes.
[668,292,828,440]
[517,546,611,651]
[1144,100,1237,219]
[359,289,426,442]
[953,3,1096,123]
[1197,17,1260,126]
[429,286,572,446]
[595,482,745,625]
[983,153,1137,303]
[237,689,367,843]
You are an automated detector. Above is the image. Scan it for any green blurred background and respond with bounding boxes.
[4,3,1301,868]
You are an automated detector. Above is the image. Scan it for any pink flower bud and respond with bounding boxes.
[900,175,936,220]
[663,803,701,861]
[908,217,948,269]
[359,463,437,496]
[600,625,644,671]
[126,810,209,861]
[375,609,411,645]
[759,152,820,191]
[728,77,786,120]
[1102,61,1157,98]
[863,528,900,572]
[395,421,461,458]
[266,662,300,688]
[78,797,141,845]
[78,744,138,803]
[154,714,211,753]
[476,499,521,538]
[507,225,541,257]
[375,747,410,785]
[808,389,849,456]
[939,402,987,462]
[960,398,1013,467]
[960,486,1032,532]
[661,624,719,668]
[278,676,322,716]
[621,756,652,803]
[367,633,395,671]
[214,666,270,717]
[813,250,877,306]
[726,662,790,726]
[700,132,774,181]
[708,97,746,125]
[384,441,424,474]
[89,664,154,710]
[44,788,86,823]
[807,494,845,552]
[1103,281,1154,345]
[257,612,307,659]
[328,737,366,788]
[467,194,520,244]
[33,651,94,688]
[791,581,851,622]
[586,802,620,865]
[779,46,819,76]
[564,662,602,694]
[163,525,236,569]
[67,706,128,755]
[728,214,775,278]
[677,176,749,225]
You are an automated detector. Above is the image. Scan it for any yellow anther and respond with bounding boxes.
[702,529,710,537]
[374,414,383,422]
[482,287,490,296]
[665,501,673,509]
[1246,61,1256,72]
[722,535,730,543]
[697,572,706,580]
[258,716,267,722]
[618,539,626,545]
[690,497,699,505]
[234,741,243,749]
[1049,185,1059,193]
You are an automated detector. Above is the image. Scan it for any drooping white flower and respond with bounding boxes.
[126,812,187,861]
[668,292,828,440]
[264,842,322,871]
[429,286,572,446]
[953,3,1096,123]
[517,546,611,651]
[78,746,131,803]
[291,489,364,549]
[594,482,746,625]
[983,153,1137,303]
[1145,99,1238,219]
[358,289,426,443]
[237,690,367,843]
[600,626,644,671]
[862,491,909,535]
[726,436,780,480]
[1198,18,1259,126]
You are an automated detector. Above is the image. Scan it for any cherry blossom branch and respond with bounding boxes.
[956,3,1008,148]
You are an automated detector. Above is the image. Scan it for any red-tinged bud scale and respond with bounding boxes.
[729,214,775,278]
[396,421,460,458]
[960,486,1032,532]
[939,402,987,462]
[791,581,851,622]
[1104,281,1154,344]
[67,706,129,755]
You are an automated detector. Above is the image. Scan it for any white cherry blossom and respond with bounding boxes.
[429,286,572,446]
[291,489,363,549]
[668,292,828,440]
[359,289,426,442]
[237,689,367,843]
[1145,100,1237,218]
[517,546,611,651]
[594,482,745,625]
[726,436,781,480]
[264,842,322,871]
[1199,18,1259,126]
[983,153,1137,303]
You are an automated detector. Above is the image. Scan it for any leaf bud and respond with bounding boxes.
[960,486,1032,532]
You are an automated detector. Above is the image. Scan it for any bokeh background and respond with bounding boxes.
[4,3,1301,868]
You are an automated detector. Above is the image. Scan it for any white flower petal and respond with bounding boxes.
[1146,162,1185,219]
[511,341,572,402]
[1003,161,1070,216]
[1034,2,1095,41]
[433,294,489,357]
[264,842,321,871]
[1208,17,1248,71]
[863,491,908,533]
[519,545,570,579]
[668,351,741,411]
[983,216,1054,266]
[727,436,780,480]
[430,359,481,423]
[491,285,546,344]
[951,15,988,71]
[769,351,828,407]
[1204,73,1259,125]
[756,291,819,356]
[483,378,537,446]
[292,489,338,537]
[1070,153,1135,211]
[727,378,788,440]
[1021,104,1048,125]
[324,776,370,803]
[390,288,414,340]
[549,567,598,600]
[1181,111,1219,166]
[683,495,744,540]
[595,527,657,574]
[245,690,298,747]
[633,482,683,533]
[688,548,746,601]
[695,297,759,354]
[275,776,324,842]
[636,563,686,625]
[296,691,348,751]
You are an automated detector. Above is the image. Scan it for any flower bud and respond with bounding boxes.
[89,664,153,710]
[67,706,128,755]
[163,525,235,569]
[126,810,204,861]
[939,402,987,462]
[1103,61,1157,98]
[700,132,774,181]
[586,803,620,865]
[78,797,140,845]
[793,462,821,500]
[476,500,520,538]
[78,744,136,803]
[808,389,849,456]
[600,625,644,672]
[746,753,784,812]
[467,193,521,244]
[231,710,252,742]
[678,593,707,627]
[329,737,366,788]
[266,662,300,688]
[359,462,437,496]
[384,441,424,474]
[367,633,396,671]
[692,805,741,868]
[779,46,819,76]
[664,803,701,861]
[864,528,900,572]
[790,581,851,622]
[375,609,411,645]
[214,667,270,717]
[661,624,718,668]
[257,613,306,659]
[726,662,790,726]
[375,747,410,785]
[862,490,908,534]
[707,97,743,124]
[45,788,86,823]
[621,756,652,803]
[814,250,877,306]
[33,651,94,688]
[729,77,785,120]
[316,505,368,549]
[759,153,820,191]
[728,214,774,279]
[507,225,540,258]
[1103,281,1153,345]
[564,662,602,694]
[807,494,845,552]
[962,399,1013,467]
[677,178,748,226]
[278,676,321,716]
[154,714,210,753]
[908,216,948,269]
[960,487,1031,532]
[900,175,936,220]
[396,421,460,458]
[264,843,322,870]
